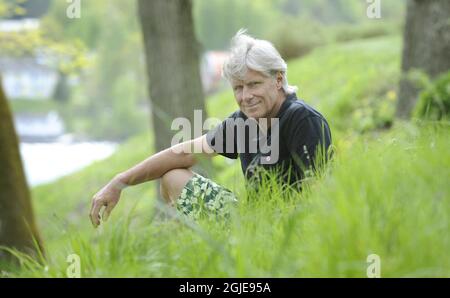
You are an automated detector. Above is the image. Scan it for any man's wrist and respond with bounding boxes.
[111,174,129,191]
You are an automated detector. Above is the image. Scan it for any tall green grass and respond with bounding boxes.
[3,122,449,277]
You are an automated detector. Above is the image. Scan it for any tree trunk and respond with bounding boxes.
[137,0,207,154]
[53,71,70,102]
[397,0,450,118]
[0,79,43,261]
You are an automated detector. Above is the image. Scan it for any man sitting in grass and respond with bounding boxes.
[90,29,332,227]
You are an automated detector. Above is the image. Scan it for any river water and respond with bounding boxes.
[19,140,117,187]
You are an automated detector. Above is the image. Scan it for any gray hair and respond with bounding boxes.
[222,29,298,95]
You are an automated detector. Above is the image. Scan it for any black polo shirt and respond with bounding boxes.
[206,93,332,187]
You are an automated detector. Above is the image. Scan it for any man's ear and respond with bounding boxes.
[276,72,283,89]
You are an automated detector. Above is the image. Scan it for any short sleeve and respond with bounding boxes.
[285,115,332,171]
[206,112,240,159]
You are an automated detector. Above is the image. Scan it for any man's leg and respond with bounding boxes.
[160,168,195,207]
[160,169,238,220]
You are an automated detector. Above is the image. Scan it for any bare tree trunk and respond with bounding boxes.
[137,0,207,153]
[397,0,450,118]
[0,79,44,261]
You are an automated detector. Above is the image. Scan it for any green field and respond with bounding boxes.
[2,36,449,277]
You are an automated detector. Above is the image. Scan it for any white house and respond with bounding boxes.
[0,18,59,100]
[0,56,59,100]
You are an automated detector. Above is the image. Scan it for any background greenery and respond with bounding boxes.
[2,31,449,277]
[9,0,406,140]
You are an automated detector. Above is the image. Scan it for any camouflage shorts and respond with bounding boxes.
[176,174,238,220]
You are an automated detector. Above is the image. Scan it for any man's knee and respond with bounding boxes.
[160,168,194,204]
[159,181,170,204]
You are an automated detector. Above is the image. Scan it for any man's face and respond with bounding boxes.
[231,69,282,120]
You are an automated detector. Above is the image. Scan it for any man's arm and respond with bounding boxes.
[89,134,215,227]
[114,134,215,186]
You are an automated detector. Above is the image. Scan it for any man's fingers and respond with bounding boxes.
[101,201,116,222]
[90,199,103,228]
[89,200,96,227]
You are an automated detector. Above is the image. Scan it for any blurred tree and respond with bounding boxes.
[397,0,450,118]
[0,79,44,261]
[138,0,207,153]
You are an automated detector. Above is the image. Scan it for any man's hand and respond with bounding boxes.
[88,135,213,228]
[89,178,124,228]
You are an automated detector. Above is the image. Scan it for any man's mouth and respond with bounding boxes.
[246,102,260,108]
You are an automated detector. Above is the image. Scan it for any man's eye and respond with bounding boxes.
[234,86,242,91]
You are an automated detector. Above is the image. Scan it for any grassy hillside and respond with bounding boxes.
[2,36,449,277]
[209,36,401,133]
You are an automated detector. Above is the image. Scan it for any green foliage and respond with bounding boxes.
[414,71,450,121]
[267,16,328,61]
[288,36,401,133]
[193,0,279,50]
[0,0,26,18]
[267,19,401,62]
[9,98,61,114]
[0,0,88,75]
[279,0,406,24]
[332,21,402,43]
[0,27,89,75]
[193,0,405,51]
[264,17,401,61]
[41,0,104,49]
[40,0,148,140]
[63,71,149,141]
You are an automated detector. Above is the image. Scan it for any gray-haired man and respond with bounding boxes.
[90,30,331,227]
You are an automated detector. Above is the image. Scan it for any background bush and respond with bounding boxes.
[414,71,450,121]
[268,17,328,60]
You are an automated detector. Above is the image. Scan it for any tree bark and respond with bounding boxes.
[0,79,44,261]
[137,0,207,153]
[397,0,450,118]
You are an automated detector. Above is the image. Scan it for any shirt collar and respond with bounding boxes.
[275,92,297,118]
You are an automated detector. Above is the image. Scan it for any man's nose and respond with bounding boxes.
[242,86,253,101]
